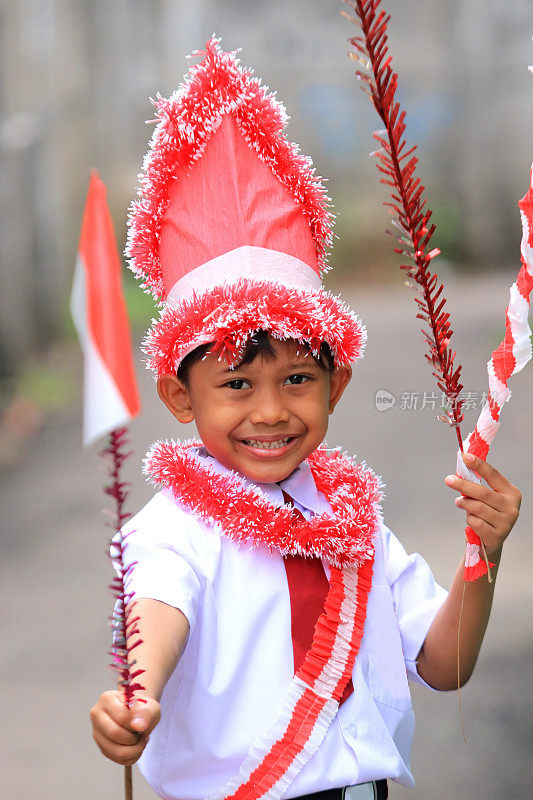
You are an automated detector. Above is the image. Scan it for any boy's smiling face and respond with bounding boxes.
[157,338,352,484]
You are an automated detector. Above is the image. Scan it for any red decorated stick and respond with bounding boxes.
[343,0,465,448]
[103,427,145,800]
[341,0,505,580]
[71,171,143,796]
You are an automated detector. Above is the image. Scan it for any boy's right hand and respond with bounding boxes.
[90,690,161,766]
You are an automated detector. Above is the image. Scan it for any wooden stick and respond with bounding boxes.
[124,766,133,800]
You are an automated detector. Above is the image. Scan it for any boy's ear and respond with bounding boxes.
[157,374,195,424]
[328,365,352,414]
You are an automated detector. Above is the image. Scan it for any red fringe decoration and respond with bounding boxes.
[344,0,465,450]
[127,37,334,301]
[144,441,383,569]
[103,428,145,706]
[144,278,366,374]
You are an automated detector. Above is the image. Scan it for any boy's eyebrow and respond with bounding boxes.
[214,364,245,376]
[283,360,321,371]
[214,358,319,377]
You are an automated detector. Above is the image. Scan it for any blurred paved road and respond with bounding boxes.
[2,273,532,800]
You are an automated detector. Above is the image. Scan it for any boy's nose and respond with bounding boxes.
[249,390,290,426]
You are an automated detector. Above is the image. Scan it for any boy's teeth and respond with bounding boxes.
[244,437,290,450]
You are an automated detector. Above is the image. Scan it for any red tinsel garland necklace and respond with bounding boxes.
[144,440,383,567]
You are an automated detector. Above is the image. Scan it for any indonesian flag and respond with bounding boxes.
[71,170,141,445]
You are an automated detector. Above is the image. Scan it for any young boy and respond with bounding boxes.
[90,40,520,800]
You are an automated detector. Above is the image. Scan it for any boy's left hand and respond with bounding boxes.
[445,453,521,560]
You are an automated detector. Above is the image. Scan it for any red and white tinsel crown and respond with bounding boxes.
[126,37,366,374]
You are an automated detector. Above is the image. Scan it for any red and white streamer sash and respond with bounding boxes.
[208,561,373,800]
[459,166,533,581]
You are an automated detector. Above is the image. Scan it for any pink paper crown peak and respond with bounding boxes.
[126,36,367,373]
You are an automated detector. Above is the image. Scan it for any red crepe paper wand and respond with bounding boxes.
[71,171,143,798]
[344,1,532,581]
[341,1,502,577]
[343,0,465,449]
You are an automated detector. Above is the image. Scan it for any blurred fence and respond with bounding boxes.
[1,0,532,378]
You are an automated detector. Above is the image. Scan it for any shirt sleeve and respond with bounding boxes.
[115,490,204,630]
[381,524,448,689]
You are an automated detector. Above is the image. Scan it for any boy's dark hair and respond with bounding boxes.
[177,330,335,385]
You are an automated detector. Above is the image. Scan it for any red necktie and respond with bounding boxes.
[281,491,354,705]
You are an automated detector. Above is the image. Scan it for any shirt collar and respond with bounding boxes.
[279,461,330,515]
[195,447,330,517]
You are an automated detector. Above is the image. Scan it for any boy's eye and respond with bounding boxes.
[225,379,251,390]
[284,374,309,386]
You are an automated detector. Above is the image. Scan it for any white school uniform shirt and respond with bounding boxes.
[122,450,447,800]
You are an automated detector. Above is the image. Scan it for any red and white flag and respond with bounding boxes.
[71,170,141,445]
